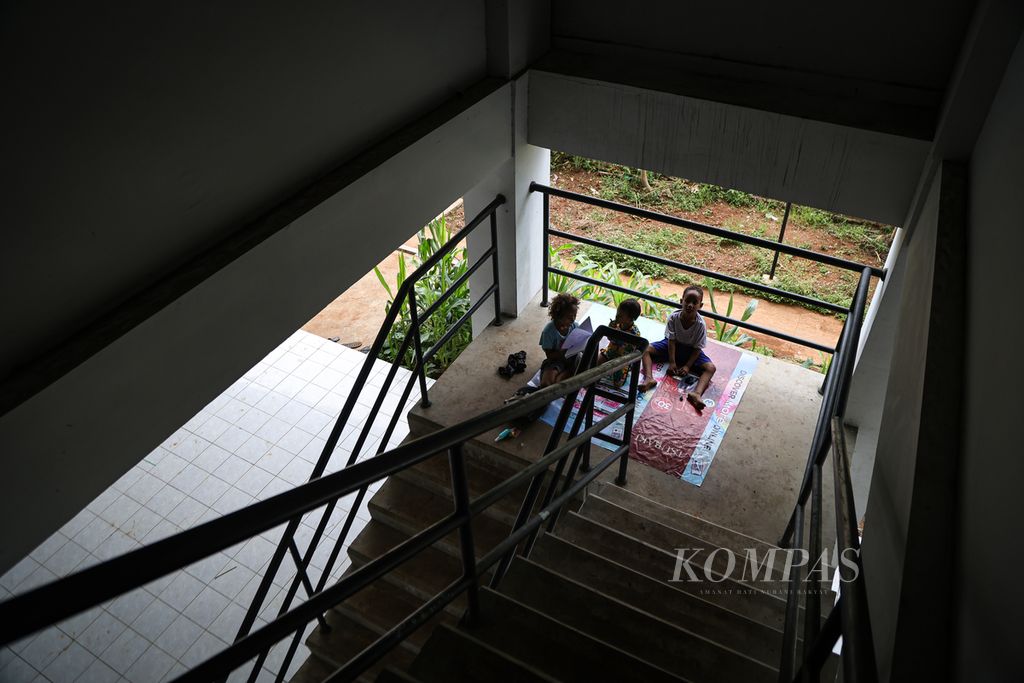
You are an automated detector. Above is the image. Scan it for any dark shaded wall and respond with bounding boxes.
[0,1,486,380]
[0,1,510,571]
[957,31,1024,680]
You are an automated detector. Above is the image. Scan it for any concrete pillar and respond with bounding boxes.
[464,76,549,337]
[464,0,550,336]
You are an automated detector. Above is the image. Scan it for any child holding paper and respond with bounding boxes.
[539,293,580,387]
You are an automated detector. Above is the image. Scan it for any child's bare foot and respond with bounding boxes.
[639,379,658,392]
[686,391,706,411]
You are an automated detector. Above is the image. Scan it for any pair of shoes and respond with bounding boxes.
[497,351,528,379]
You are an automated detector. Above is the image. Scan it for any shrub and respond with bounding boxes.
[801,352,833,374]
[374,215,472,378]
[705,278,759,349]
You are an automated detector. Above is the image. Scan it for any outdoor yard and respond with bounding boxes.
[304,154,895,372]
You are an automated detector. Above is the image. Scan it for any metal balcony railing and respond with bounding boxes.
[0,193,651,682]
[531,182,886,355]
[529,181,880,681]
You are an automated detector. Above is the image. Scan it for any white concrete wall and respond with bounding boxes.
[465,3,551,334]
[957,31,1024,681]
[844,227,908,518]
[464,74,550,336]
[857,171,940,680]
[0,81,513,573]
[526,70,929,225]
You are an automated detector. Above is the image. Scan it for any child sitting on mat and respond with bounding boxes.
[641,285,717,411]
[539,293,581,387]
[598,299,655,388]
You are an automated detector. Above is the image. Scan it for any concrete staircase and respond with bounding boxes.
[288,398,835,683]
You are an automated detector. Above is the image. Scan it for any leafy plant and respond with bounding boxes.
[705,278,759,348]
[801,352,833,375]
[593,261,628,305]
[569,228,678,279]
[548,248,673,320]
[547,244,598,299]
[615,269,672,318]
[374,215,472,378]
[750,340,775,357]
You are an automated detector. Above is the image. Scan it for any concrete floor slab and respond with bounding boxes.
[410,293,836,547]
[0,331,424,683]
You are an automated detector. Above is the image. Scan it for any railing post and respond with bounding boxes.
[779,502,805,682]
[803,464,823,679]
[543,384,601,536]
[407,289,431,408]
[818,352,832,396]
[489,208,503,326]
[769,201,792,280]
[490,377,580,588]
[616,361,641,486]
[449,444,480,625]
[831,418,878,683]
[580,393,594,473]
[541,189,550,307]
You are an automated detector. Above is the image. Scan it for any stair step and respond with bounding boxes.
[580,495,812,597]
[347,520,467,617]
[592,482,788,573]
[555,510,789,629]
[332,580,456,655]
[289,654,337,683]
[375,667,424,683]
[411,623,559,683]
[466,587,687,683]
[392,448,524,526]
[501,556,777,682]
[530,532,786,666]
[406,409,548,479]
[367,477,511,562]
[305,609,415,683]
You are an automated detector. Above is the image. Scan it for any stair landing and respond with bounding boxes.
[409,293,836,547]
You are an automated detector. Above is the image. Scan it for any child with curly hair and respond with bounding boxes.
[539,293,580,387]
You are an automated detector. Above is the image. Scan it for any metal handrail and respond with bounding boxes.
[829,419,876,682]
[779,267,872,545]
[530,182,885,358]
[531,178,880,679]
[532,182,886,278]
[548,226,848,314]
[234,195,506,677]
[0,325,646,683]
[548,265,836,354]
[776,266,877,682]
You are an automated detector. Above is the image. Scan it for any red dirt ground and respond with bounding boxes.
[304,170,885,368]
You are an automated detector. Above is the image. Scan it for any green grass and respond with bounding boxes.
[566,228,857,316]
[667,267,852,317]
[554,153,892,253]
[792,204,892,254]
[551,152,890,319]
[570,228,675,278]
[552,151,606,173]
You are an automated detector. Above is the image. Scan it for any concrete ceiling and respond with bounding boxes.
[552,1,975,90]
[543,0,978,140]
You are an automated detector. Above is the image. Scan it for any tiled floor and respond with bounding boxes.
[0,330,430,682]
